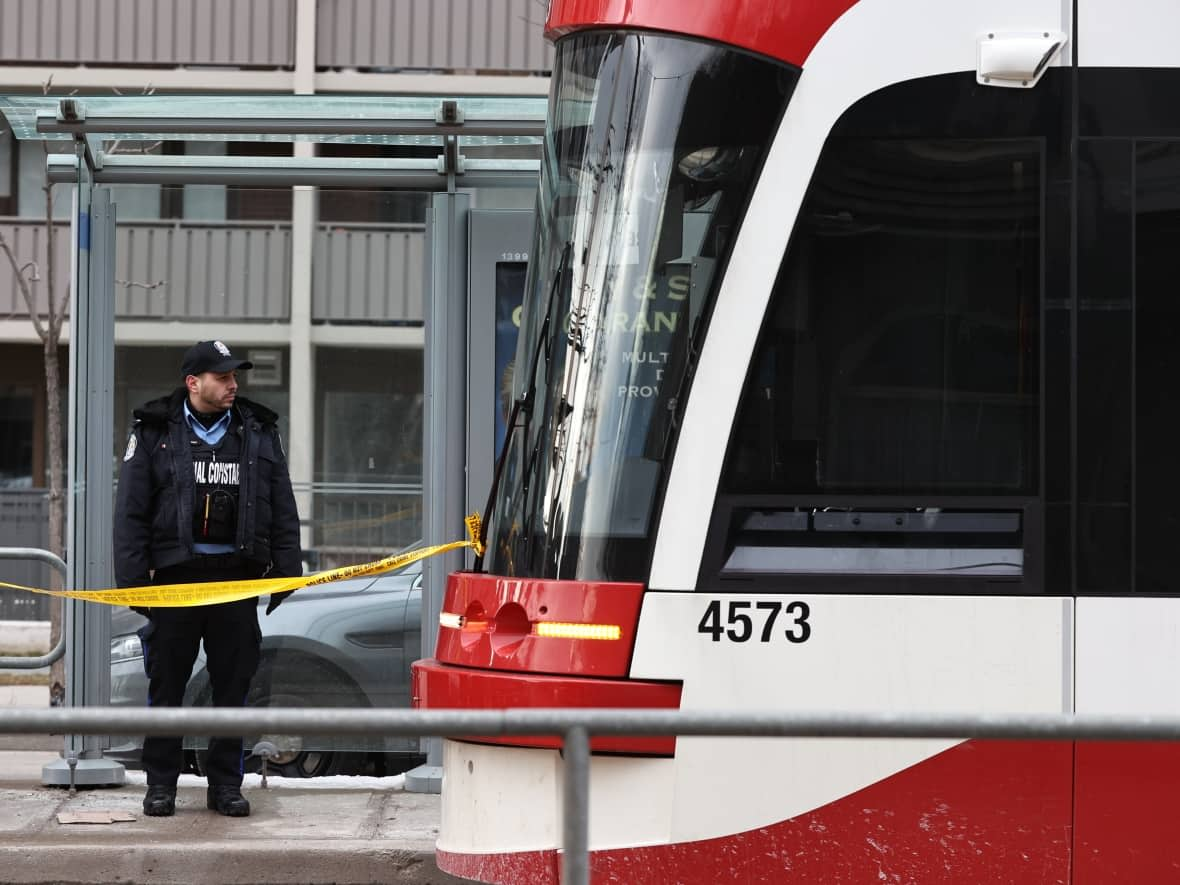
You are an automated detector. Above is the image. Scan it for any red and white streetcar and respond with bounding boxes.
[414,0,1180,880]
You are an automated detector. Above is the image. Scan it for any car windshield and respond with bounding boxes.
[485,31,797,582]
[379,540,425,577]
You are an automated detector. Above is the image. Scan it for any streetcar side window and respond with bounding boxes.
[714,135,1040,586]
[728,136,1039,497]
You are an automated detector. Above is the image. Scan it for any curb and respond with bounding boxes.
[0,842,466,884]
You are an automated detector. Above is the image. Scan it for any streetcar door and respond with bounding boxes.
[1072,126,1180,883]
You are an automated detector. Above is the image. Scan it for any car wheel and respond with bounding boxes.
[240,694,343,778]
[196,657,366,779]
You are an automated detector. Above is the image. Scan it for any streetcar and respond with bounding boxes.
[413,0,1180,881]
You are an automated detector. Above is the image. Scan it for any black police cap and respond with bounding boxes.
[181,340,253,379]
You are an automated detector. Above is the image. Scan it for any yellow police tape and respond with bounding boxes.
[0,513,484,608]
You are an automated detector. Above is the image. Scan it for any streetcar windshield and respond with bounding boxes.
[487,32,797,580]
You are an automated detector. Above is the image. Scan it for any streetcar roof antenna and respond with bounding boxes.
[976,31,1067,89]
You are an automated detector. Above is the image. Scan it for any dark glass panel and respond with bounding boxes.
[1076,139,1132,592]
[1135,141,1180,593]
[724,138,1040,497]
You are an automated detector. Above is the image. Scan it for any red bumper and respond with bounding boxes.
[412,658,681,755]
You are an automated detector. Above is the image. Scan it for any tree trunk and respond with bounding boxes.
[45,335,65,705]
[44,184,66,707]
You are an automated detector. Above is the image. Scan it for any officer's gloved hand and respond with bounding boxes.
[265,590,294,615]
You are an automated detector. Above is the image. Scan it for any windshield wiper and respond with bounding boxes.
[474,241,573,571]
[658,312,705,459]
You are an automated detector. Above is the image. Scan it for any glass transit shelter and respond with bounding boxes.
[0,93,543,786]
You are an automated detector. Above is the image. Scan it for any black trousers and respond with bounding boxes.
[139,558,262,787]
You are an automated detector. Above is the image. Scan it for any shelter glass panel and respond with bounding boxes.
[107,180,427,769]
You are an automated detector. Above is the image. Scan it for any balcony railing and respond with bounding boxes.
[313,223,424,323]
[0,219,69,318]
[316,0,553,74]
[0,0,296,68]
[117,220,294,320]
[0,0,550,74]
[0,217,426,324]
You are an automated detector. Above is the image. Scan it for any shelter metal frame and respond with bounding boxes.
[0,93,545,788]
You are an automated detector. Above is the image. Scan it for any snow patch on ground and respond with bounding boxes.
[123,770,408,790]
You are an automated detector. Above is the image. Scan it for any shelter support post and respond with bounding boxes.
[406,192,471,793]
[42,153,124,788]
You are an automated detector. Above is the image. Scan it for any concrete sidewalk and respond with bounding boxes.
[0,750,463,884]
[0,685,49,707]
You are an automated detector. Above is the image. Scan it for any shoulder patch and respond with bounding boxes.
[122,433,138,462]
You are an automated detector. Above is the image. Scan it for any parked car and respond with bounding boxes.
[108,553,424,777]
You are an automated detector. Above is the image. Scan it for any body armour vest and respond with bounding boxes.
[189,423,243,545]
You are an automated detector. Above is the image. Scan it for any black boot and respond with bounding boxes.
[143,785,176,817]
[207,784,250,817]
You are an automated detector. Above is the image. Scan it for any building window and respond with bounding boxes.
[226,142,293,221]
[314,347,423,565]
[0,125,15,216]
[0,386,34,488]
[317,143,432,224]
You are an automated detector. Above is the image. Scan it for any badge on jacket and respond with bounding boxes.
[123,433,138,462]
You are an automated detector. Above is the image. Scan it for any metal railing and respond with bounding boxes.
[116,220,293,320]
[0,0,296,69]
[2,705,1180,885]
[315,0,553,74]
[0,546,66,668]
[0,0,552,74]
[312,222,425,322]
[310,482,422,567]
[0,492,53,620]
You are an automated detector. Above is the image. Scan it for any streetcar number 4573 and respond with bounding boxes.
[697,600,811,644]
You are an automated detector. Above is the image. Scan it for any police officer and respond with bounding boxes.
[114,340,302,818]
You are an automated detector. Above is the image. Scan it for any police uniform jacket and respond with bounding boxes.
[113,388,302,588]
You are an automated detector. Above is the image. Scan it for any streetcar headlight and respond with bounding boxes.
[440,610,621,641]
[532,621,621,641]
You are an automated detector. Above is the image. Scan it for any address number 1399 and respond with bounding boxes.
[697,599,811,644]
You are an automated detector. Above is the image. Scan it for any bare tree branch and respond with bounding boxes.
[43,77,77,97]
[0,229,48,340]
